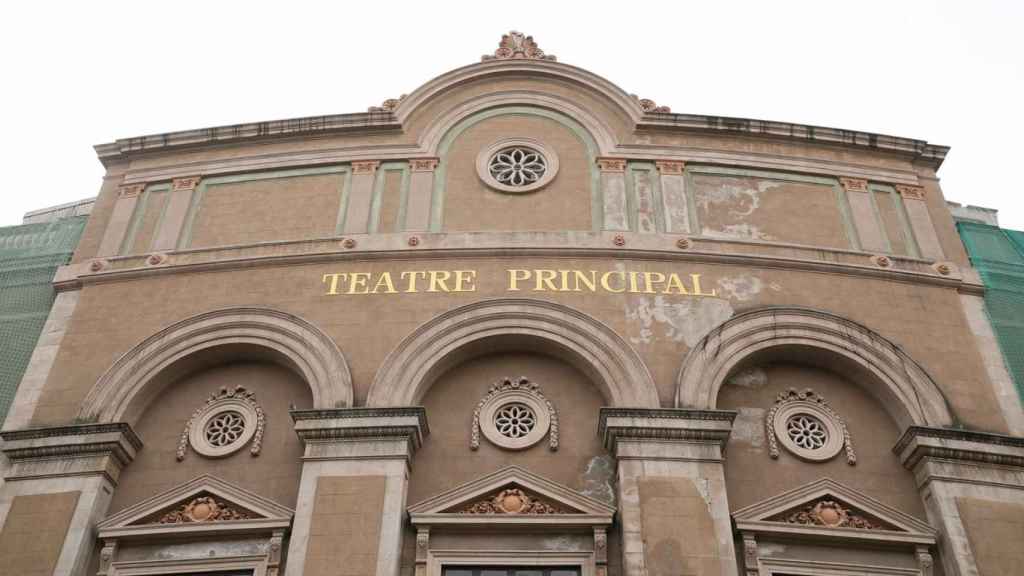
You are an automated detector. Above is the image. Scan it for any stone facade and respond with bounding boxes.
[1,32,1022,576]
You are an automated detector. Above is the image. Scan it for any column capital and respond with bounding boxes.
[896,184,926,200]
[596,157,627,173]
[351,160,381,175]
[0,422,142,483]
[894,425,1024,471]
[409,157,440,172]
[171,176,202,191]
[290,406,429,460]
[655,160,685,175]
[117,183,146,198]
[838,177,869,192]
[598,407,736,459]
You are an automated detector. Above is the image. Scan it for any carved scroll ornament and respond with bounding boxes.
[458,488,570,515]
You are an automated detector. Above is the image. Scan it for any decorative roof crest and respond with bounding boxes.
[482,31,556,62]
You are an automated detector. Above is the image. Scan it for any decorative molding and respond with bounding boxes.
[78,307,353,423]
[839,176,869,192]
[472,376,558,451]
[368,94,407,113]
[177,385,265,461]
[481,31,556,62]
[157,496,252,524]
[409,157,440,172]
[595,157,627,173]
[289,406,429,451]
[676,307,955,431]
[0,422,142,482]
[893,425,1024,470]
[896,184,926,200]
[766,388,856,465]
[118,184,145,199]
[171,176,201,192]
[655,160,685,175]
[599,407,737,455]
[351,160,381,175]
[458,487,571,514]
[742,534,759,576]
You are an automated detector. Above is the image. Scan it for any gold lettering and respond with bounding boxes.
[347,272,371,294]
[535,269,559,291]
[507,269,532,291]
[572,270,597,292]
[600,271,626,293]
[664,273,691,295]
[558,269,572,291]
[642,271,665,294]
[628,271,640,293]
[691,273,717,296]
[322,273,347,295]
[371,272,398,294]
[400,271,427,293]
[428,270,452,292]
[453,270,477,292]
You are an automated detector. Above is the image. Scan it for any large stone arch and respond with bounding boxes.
[79,307,352,424]
[367,298,659,408]
[675,306,954,430]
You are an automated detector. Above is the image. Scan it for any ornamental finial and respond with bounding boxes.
[482,31,556,62]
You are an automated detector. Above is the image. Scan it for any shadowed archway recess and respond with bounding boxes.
[675,306,954,431]
[79,307,352,424]
[366,298,659,408]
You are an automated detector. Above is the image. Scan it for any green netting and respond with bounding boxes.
[0,216,86,421]
[957,221,1024,401]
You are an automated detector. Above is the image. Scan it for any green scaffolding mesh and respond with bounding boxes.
[957,221,1024,401]
[0,216,86,421]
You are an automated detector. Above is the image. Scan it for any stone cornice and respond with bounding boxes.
[894,426,1024,470]
[598,407,737,454]
[290,407,429,450]
[58,232,984,296]
[0,422,142,482]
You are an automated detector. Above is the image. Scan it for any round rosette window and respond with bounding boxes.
[185,392,262,459]
[472,377,557,451]
[771,401,845,462]
[477,138,559,193]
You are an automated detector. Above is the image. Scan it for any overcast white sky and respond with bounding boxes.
[2,1,1021,229]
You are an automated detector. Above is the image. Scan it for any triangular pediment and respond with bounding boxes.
[98,475,293,532]
[733,478,934,538]
[408,465,614,521]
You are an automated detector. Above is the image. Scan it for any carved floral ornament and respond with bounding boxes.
[157,495,252,524]
[472,376,558,451]
[766,388,856,465]
[770,498,891,531]
[458,487,570,515]
[177,385,265,461]
[482,31,556,62]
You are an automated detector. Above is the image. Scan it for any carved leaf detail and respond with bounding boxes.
[456,488,572,515]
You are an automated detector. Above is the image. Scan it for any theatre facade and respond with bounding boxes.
[2,32,1024,576]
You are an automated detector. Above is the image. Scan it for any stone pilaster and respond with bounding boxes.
[343,161,382,234]
[839,177,886,253]
[599,408,738,576]
[97,184,146,256]
[895,426,1024,576]
[656,161,691,234]
[0,423,141,576]
[896,185,945,260]
[285,407,428,576]
[405,158,439,231]
[152,176,201,251]
[597,158,629,231]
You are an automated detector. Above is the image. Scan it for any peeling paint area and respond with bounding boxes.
[625,295,734,347]
[728,367,768,389]
[580,455,617,505]
[731,407,767,450]
[717,275,765,301]
[695,176,780,241]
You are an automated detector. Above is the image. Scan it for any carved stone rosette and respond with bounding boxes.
[457,488,569,514]
[471,376,558,451]
[482,31,556,62]
[766,387,856,465]
[177,385,265,461]
[157,496,251,524]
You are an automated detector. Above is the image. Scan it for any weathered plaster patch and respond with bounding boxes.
[625,296,734,347]
[757,542,788,557]
[727,367,767,389]
[731,407,766,450]
[717,275,764,301]
[580,455,616,505]
[697,179,780,240]
[541,535,578,551]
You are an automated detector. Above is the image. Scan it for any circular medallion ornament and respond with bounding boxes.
[471,376,558,451]
[178,386,265,460]
[477,139,559,194]
[766,388,855,464]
